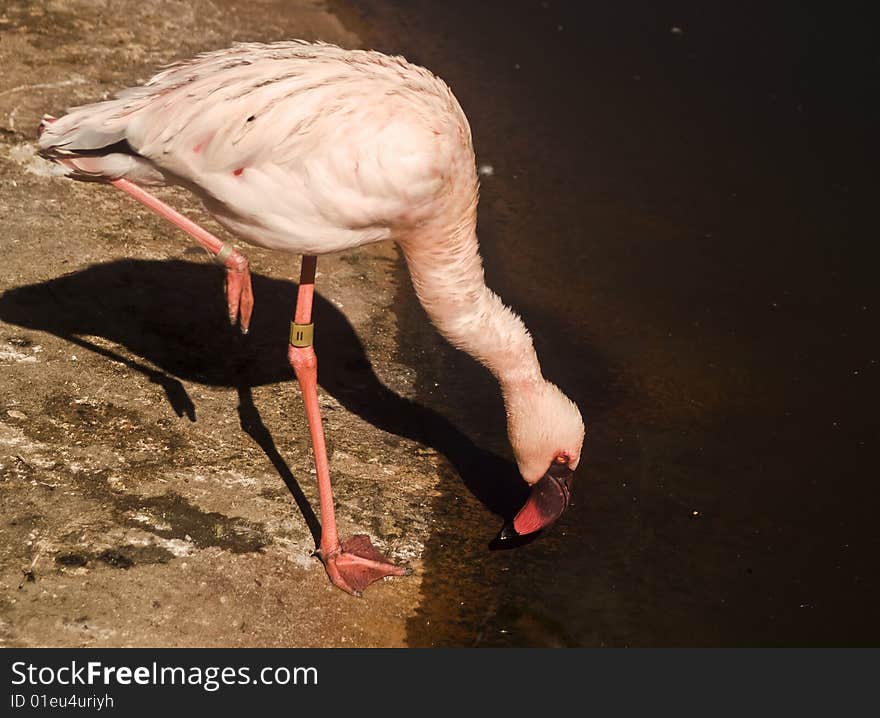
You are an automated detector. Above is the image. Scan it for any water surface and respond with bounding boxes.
[336,0,880,646]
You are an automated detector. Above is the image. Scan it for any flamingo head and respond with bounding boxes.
[500,380,585,540]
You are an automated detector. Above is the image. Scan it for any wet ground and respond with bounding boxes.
[2,1,878,646]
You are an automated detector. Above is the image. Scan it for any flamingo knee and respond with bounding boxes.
[288,343,317,383]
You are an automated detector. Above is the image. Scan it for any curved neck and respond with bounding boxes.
[400,221,543,393]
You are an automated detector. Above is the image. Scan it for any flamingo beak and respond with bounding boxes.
[500,463,573,539]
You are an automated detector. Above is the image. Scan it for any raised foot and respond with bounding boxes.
[222,252,254,333]
[318,535,410,597]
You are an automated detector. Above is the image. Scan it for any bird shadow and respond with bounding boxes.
[0,259,527,544]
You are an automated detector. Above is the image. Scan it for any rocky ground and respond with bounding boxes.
[0,0,441,647]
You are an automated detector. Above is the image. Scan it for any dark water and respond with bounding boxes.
[334,1,880,645]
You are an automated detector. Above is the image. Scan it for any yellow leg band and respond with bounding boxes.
[290,322,314,347]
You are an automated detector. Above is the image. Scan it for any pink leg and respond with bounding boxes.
[110,178,253,333]
[40,117,251,330]
[288,256,409,596]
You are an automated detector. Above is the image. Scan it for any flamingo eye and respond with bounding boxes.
[554,454,568,465]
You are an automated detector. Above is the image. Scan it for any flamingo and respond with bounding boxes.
[37,41,585,596]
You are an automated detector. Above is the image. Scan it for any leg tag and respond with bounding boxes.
[290,322,314,347]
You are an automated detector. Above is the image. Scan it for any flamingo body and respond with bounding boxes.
[39,41,473,255]
[38,41,586,595]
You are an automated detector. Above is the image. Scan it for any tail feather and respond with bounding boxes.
[38,105,164,184]
[38,101,129,152]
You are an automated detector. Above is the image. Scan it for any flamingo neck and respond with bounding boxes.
[400,222,544,394]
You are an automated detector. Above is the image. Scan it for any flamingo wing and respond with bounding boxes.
[39,42,465,253]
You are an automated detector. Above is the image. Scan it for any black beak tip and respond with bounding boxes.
[499,522,519,541]
[491,521,541,551]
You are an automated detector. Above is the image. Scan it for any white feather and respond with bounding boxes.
[38,41,585,482]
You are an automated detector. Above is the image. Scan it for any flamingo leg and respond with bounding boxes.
[288,255,408,596]
[110,178,254,333]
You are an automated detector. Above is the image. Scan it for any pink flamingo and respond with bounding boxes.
[38,41,585,596]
